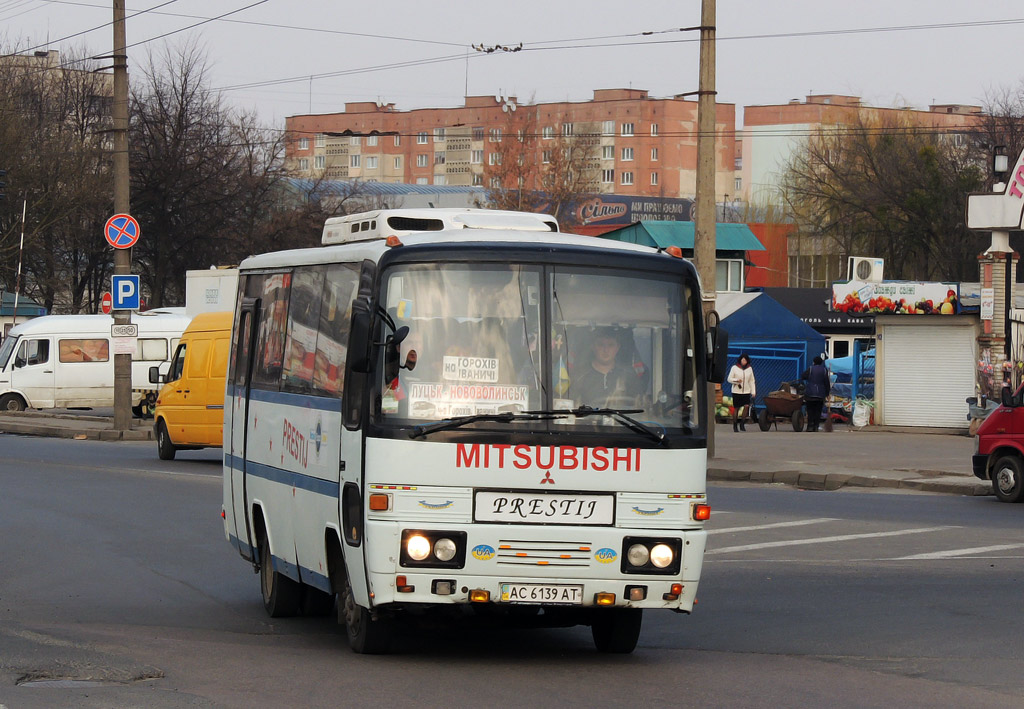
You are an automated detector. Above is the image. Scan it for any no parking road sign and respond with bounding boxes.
[104,213,140,249]
[112,275,141,310]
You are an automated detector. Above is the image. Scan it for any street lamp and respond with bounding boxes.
[994,145,1009,180]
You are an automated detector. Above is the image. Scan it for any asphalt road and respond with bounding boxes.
[0,435,1021,708]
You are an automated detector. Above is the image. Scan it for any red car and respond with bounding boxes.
[973,388,1024,502]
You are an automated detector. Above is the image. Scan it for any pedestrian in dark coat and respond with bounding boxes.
[801,355,831,433]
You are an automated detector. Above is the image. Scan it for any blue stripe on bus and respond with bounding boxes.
[229,533,333,594]
[225,453,340,498]
[226,384,342,413]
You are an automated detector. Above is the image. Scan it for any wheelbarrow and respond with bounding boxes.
[757,380,805,432]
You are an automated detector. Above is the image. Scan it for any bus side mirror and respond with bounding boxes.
[382,326,410,385]
[707,326,729,384]
[347,302,373,374]
[148,365,162,384]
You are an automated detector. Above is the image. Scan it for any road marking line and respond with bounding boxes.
[889,543,1024,560]
[706,526,955,555]
[708,518,838,535]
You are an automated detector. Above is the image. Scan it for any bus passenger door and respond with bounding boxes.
[228,299,259,560]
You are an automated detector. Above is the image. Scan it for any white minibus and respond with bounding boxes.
[222,208,727,653]
[0,309,190,415]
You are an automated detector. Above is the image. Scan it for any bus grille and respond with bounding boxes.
[496,539,593,567]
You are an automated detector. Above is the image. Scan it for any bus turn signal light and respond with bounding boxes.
[594,592,616,606]
[693,503,711,521]
[368,493,390,511]
[469,589,490,603]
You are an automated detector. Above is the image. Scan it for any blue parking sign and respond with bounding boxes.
[112,275,141,310]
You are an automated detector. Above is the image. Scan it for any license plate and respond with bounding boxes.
[475,491,613,525]
[500,583,583,605]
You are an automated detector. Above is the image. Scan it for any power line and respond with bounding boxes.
[39,0,465,47]
[5,0,180,57]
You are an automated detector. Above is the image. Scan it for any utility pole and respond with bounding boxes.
[112,0,132,431]
[694,0,718,455]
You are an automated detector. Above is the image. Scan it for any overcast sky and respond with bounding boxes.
[5,0,1024,128]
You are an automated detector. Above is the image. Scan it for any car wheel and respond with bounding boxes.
[991,454,1024,503]
[592,608,642,653]
[0,394,27,412]
[340,576,392,654]
[259,535,302,617]
[156,420,177,460]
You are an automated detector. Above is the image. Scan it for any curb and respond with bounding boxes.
[0,421,152,441]
[708,467,992,497]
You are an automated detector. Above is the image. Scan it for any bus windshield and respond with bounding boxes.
[380,262,699,434]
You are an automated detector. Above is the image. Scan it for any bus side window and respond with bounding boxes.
[16,339,49,368]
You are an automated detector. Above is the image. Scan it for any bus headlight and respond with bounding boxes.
[406,534,431,561]
[650,543,674,569]
[433,537,457,562]
[400,530,468,569]
[627,544,650,567]
[620,537,682,575]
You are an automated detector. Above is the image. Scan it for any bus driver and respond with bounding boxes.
[569,327,642,409]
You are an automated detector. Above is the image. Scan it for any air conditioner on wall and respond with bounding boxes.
[848,256,884,282]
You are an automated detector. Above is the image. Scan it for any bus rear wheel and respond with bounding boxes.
[259,536,301,617]
[591,608,642,653]
[340,578,392,654]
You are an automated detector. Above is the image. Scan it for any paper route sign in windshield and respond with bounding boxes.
[408,382,528,419]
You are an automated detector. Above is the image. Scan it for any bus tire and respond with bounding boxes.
[301,585,335,616]
[591,608,642,654]
[156,420,177,460]
[259,535,301,617]
[0,393,26,412]
[992,454,1024,503]
[340,577,392,654]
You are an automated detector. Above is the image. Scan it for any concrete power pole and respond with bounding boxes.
[694,0,718,455]
[112,0,132,432]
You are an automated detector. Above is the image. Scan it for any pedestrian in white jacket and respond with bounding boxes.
[727,353,756,432]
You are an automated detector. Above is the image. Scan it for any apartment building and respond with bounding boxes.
[741,94,984,205]
[285,89,737,201]
[741,94,986,286]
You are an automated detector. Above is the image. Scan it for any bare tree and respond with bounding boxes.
[481,106,600,228]
[781,110,986,282]
[0,46,114,312]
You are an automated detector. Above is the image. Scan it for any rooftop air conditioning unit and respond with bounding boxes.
[848,256,884,282]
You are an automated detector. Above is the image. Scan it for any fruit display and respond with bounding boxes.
[832,288,957,315]
[715,395,734,420]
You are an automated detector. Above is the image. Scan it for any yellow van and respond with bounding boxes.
[151,311,232,460]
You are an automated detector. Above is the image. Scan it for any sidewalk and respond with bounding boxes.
[709,422,991,496]
[0,409,152,441]
[0,411,992,496]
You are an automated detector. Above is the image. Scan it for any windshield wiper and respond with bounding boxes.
[408,411,567,439]
[526,406,668,446]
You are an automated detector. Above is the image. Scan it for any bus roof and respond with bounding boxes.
[242,227,676,272]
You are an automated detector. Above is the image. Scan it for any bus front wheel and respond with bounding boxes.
[340,578,392,654]
[591,608,642,653]
[156,421,177,460]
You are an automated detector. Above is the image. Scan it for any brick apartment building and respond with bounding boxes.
[284,89,737,202]
[740,94,987,286]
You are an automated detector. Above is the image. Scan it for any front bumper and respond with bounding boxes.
[972,454,989,480]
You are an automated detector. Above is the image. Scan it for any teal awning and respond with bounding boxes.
[598,221,765,252]
[1,291,47,317]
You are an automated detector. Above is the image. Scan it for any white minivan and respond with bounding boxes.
[0,309,190,415]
